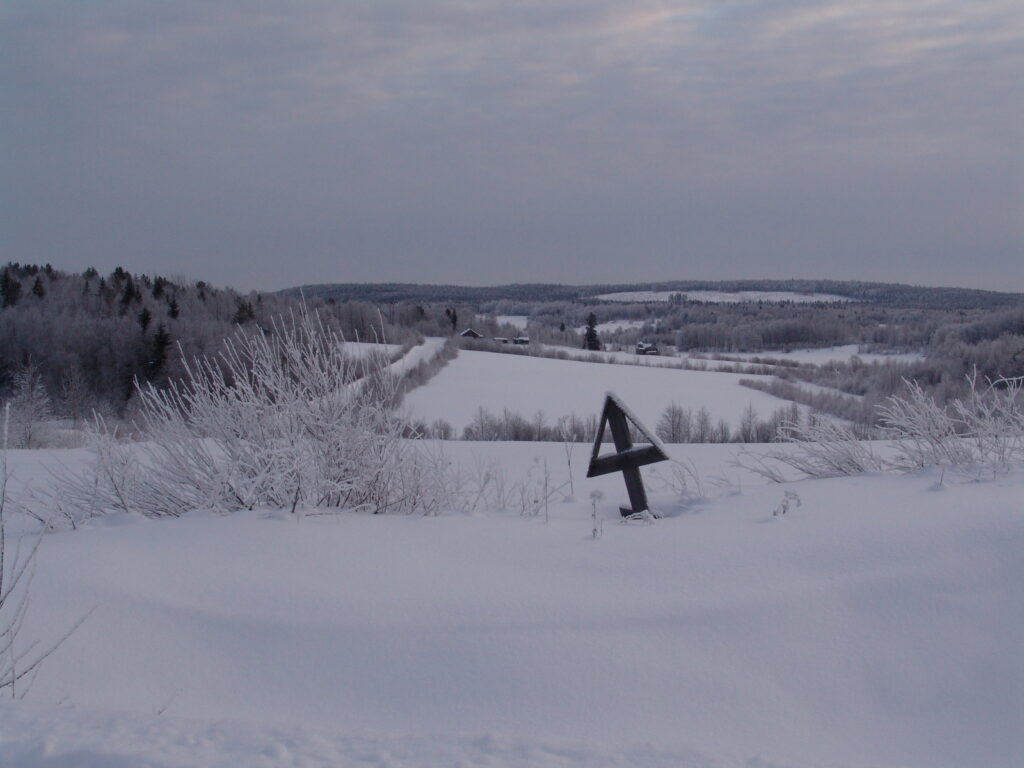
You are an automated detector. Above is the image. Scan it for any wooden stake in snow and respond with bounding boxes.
[586,392,669,518]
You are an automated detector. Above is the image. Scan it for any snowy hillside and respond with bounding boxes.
[2,441,1022,768]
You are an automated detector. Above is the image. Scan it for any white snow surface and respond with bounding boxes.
[495,315,529,330]
[717,345,925,365]
[403,349,788,432]
[595,291,854,304]
[2,442,1023,767]
[543,344,923,369]
[536,344,747,372]
[386,337,448,376]
[575,319,646,334]
[0,701,722,767]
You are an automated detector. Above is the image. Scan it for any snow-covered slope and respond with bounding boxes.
[3,444,1022,768]
[0,703,723,768]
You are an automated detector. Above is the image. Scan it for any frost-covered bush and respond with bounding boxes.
[55,307,441,519]
[743,373,1024,480]
[881,374,1024,471]
[775,415,887,477]
[3,364,53,449]
[878,378,976,468]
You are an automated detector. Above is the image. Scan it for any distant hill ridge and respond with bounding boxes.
[283,279,1024,310]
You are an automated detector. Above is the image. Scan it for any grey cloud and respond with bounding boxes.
[2,1,1021,290]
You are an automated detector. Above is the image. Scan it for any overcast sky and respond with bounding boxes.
[3,1,1022,292]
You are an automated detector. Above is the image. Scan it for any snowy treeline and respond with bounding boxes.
[447,402,801,444]
[763,325,1024,418]
[0,264,420,442]
[307,278,1024,311]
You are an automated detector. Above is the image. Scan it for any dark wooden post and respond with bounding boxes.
[586,393,668,517]
[606,403,649,515]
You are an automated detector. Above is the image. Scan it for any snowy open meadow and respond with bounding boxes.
[402,348,790,434]
[1,337,1022,768]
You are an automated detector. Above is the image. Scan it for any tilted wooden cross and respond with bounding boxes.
[586,393,669,517]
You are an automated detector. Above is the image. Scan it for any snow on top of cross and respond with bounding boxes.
[604,390,670,456]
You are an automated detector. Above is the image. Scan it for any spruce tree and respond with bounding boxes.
[1,269,22,308]
[144,325,172,381]
[583,312,601,350]
[232,301,255,325]
[119,275,140,315]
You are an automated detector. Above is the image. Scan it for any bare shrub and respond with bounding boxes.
[954,375,1024,469]
[878,378,975,469]
[882,373,1024,472]
[517,457,568,520]
[462,407,599,442]
[738,376,878,430]
[738,414,885,481]
[650,458,709,502]
[656,403,692,443]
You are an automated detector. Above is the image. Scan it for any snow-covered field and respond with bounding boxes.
[709,344,926,366]
[544,343,923,370]
[402,349,789,432]
[595,290,854,304]
[2,442,1022,768]
[537,344,750,372]
[575,319,646,334]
